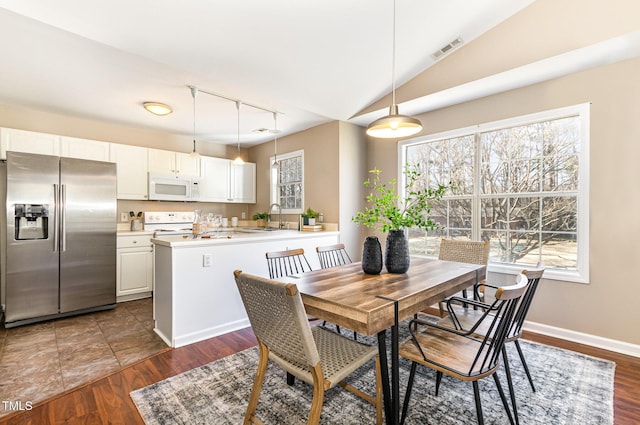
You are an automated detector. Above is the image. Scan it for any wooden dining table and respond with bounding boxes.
[276,255,486,425]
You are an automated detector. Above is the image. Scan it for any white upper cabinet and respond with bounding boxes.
[109,144,149,200]
[230,162,256,203]
[148,148,200,176]
[199,156,256,203]
[60,136,112,162]
[199,156,231,202]
[1,128,60,159]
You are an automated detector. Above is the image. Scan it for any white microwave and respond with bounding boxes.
[148,173,200,201]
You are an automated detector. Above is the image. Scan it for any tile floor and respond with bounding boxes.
[0,298,168,416]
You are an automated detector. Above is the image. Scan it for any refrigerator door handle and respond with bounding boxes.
[53,183,59,252]
[61,184,67,252]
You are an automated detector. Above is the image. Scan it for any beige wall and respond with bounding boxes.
[362,0,640,347]
[248,121,342,225]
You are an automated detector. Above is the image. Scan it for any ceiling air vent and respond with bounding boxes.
[432,37,464,60]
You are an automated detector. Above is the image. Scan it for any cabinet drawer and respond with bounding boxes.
[117,235,152,248]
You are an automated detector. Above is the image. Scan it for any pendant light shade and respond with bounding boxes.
[189,86,200,158]
[367,0,422,139]
[366,105,422,138]
[232,101,245,165]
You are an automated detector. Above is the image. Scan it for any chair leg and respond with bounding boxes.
[244,341,269,425]
[472,381,484,425]
[308,364,325,425]
[493,373,515,425]
[400,362,418,425]
[286,372,295,386]
[514,340,536,392]
[375,355,383,425]
[502,346,520,425]
[353,330,358,341]
[435,371,443,396]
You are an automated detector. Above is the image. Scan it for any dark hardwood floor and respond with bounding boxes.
[1,327,638,425]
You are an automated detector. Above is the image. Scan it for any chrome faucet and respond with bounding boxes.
[268,203,284,229]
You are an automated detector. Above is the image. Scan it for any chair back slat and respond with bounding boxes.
[508,268,545,339]
[316,244,352,269]
[266,248,312,278]
[467,274,528,375]
[234,271,320,367]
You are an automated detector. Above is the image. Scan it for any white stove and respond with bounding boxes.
[144,211,195,236]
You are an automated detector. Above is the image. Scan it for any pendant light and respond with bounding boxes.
[189,86,200,158]
[271,112,280,170]
[232,101,245,165]
[366,0,422,139]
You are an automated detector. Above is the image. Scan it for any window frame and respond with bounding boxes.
[398,103,590,283]
[270,149,305,214]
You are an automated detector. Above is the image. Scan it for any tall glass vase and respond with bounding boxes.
[385,229,410,274]
[361,236,383,275]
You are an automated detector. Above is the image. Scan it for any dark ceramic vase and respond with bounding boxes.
[361,236,383,274]
[385,229,410,274]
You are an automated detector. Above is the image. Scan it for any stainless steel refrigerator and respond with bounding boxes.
[1,151,117,327]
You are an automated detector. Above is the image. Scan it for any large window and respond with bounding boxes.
[270,149,304,213]
[400,104,589,282]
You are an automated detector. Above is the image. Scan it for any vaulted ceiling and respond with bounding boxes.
[0,1,537,146]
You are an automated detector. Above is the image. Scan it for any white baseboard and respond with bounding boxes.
[523,320,640,358]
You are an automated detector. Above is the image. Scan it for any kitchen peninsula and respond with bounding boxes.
[152,229,339,347]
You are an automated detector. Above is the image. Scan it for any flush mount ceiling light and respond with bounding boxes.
[189,87,200,159]
[366,0,422,139]
[143,102,173,116]
[232,101,245,165]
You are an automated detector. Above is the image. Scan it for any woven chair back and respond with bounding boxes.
[438,239,489,266]
[266,248,313,278]
[316,244,352,269]
[234,271,320,368]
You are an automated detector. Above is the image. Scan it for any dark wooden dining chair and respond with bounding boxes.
[234,270,382,425]
[316,243,352,269]
[265,248,312,279]
[440,267,546,397]
[399,273,528,425]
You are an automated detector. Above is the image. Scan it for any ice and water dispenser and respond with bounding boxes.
[14,204,49,240]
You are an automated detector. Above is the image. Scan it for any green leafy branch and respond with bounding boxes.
[352,164,448,233]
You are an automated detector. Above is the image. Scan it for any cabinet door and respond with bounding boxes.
[110,144,149,199]
[147,148,176,174]
[60,136,111,161]
[1,128,60,159]
[117,248,153,296]
[199,156,231,202]
[230,162,256,203]
[176,152,200,176]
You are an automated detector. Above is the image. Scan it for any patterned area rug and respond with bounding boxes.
[131,329,614,424]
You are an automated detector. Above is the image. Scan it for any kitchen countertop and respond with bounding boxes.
[117,229,154,236]
[151,229,339,247]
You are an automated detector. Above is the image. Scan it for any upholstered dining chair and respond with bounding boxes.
[440,268,546,394]
[265,248,312,279]
[436,239,490,315]
[316,243,352,269]
[234,270,382,425]
[399,273,528,425]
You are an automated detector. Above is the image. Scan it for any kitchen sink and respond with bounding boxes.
[241,227,279,232]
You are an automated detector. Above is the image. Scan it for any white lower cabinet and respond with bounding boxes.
[117,234,153,301]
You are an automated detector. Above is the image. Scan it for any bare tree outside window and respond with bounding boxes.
[404,113,582,273]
